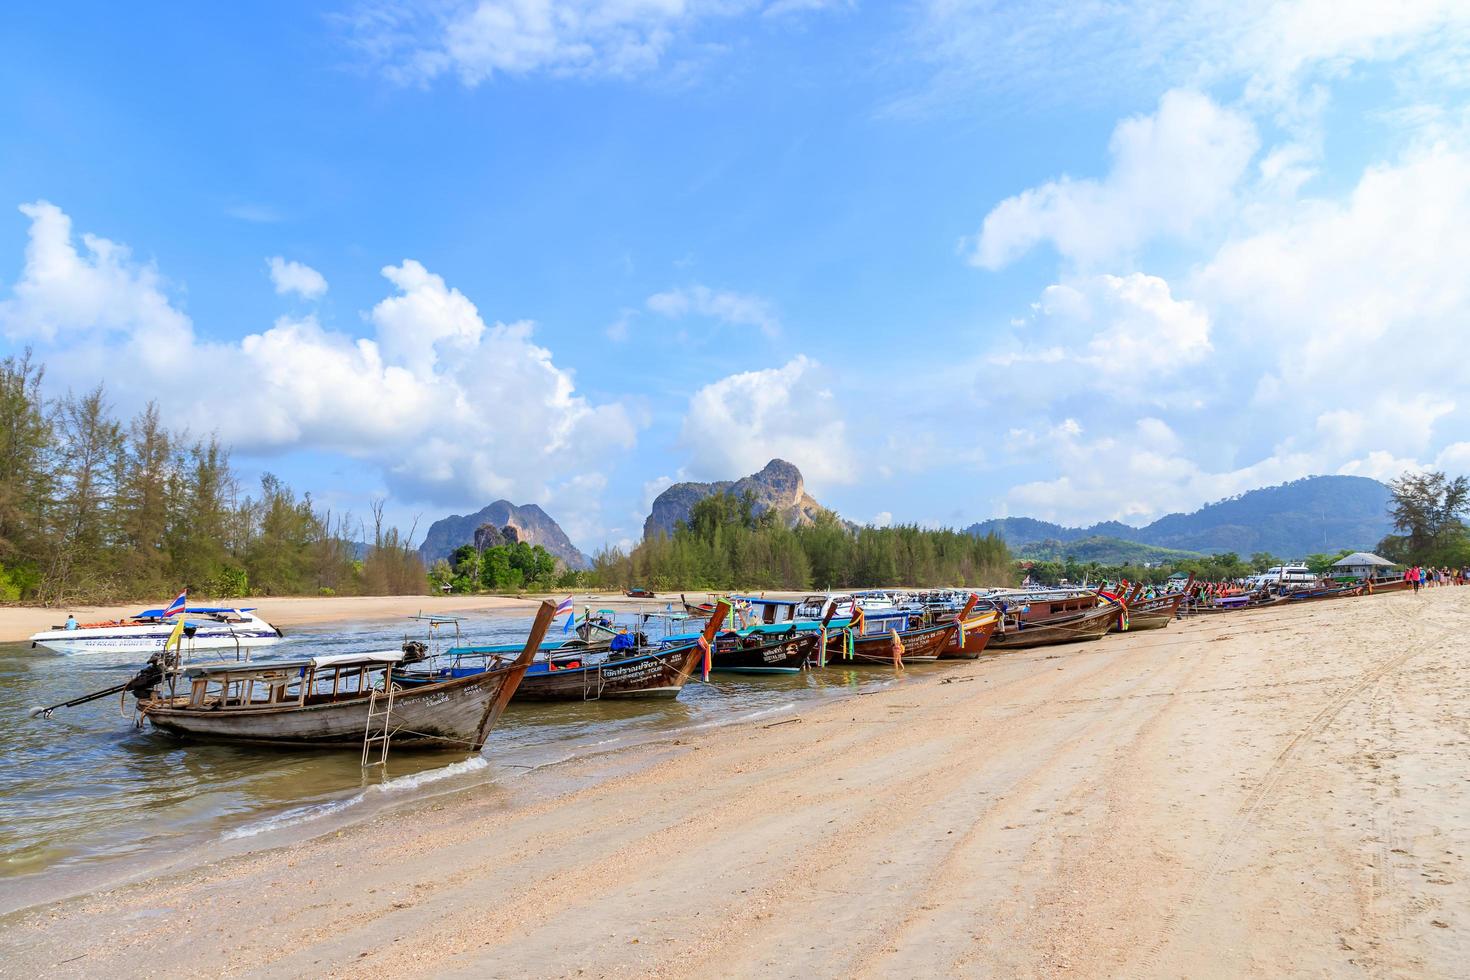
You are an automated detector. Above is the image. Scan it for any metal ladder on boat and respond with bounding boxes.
[362,683,397,767]
[581,663,604,701]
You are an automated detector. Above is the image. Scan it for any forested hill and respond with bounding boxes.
[969,476,1393,558]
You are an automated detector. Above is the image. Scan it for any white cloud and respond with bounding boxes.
[870,510,893,528]
[646,284,780,336]
[680,355,852,488]
[0,201,192,349]
[347,0,841,86]
[266,256,328,300]
[971,90,1258,269]
[1004,418,1319,526]
[0,201,638,538]
[903,0,1470,120]
[985,272,1211,407]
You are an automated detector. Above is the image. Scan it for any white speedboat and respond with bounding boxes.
[29,606,283,656]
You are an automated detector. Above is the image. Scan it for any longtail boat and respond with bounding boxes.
[653,597,838,674]
[407,604,729,701]
[623,587,656,598]
[1286,583,1364,602]
[988,603,1119,650]
[707,628,822,674]
[939,609,1001,659]
[825,607,957,665]
[1116,581,1190,631]
[134,601,556,750]
[1186,590,1291,614]
[681,593,718,617]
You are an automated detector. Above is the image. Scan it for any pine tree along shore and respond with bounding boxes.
[583,491,1015,592]
[0,351,426,604]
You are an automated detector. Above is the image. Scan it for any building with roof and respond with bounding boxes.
[1330,552,1398,578]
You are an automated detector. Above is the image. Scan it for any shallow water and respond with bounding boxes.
[0,614,891,902]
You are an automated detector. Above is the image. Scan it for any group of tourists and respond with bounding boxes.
[1403,565,1468,591]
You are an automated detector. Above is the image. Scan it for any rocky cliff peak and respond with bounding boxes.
[420,501,590,569]
[642,458,828,540]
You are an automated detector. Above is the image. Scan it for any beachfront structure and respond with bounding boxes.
[1331,552,1398,578]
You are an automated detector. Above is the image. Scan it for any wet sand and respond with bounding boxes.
[0,592,736,643]
[3,587,1467,977]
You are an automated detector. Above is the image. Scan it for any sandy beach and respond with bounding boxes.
[3,587,1467,977]
[0,592,725,644]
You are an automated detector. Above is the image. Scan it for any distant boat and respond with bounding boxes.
[623,587,657,599]
[29,605,282,655]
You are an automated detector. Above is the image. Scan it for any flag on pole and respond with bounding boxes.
[555,596,574,633]
[163,616,186,659]
[163,590,187,618]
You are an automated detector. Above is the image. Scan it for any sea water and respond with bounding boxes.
[0,614,893,910]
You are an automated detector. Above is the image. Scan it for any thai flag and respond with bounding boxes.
[163,590,187,618]
[556,596,575,633]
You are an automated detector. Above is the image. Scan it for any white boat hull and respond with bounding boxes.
[30,619,282,655]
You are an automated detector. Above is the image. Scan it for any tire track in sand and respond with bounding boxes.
[1135,596,1435,974]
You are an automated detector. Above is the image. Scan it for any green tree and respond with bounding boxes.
[0,350,52,596]
[1379,470,1470,564]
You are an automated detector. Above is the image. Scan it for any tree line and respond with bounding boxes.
[583,491,1015,592]
[0,351,425,604]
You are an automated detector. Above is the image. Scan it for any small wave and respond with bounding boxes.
[221,794,366,840]
[372,755,489,795]
[221,756,492,840]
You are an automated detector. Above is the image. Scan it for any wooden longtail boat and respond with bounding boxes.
[623,587,657,599]
[938,609,1001,659]
[681,594,717,617]
[1116,591,1188,631]
[825,616,958,665]
[709,629,821,674]
[1186,594,1288,614]
[988,603,1119,650]
[137,602,556,750]
[414,604,730,702]
[1286,583,1364,602]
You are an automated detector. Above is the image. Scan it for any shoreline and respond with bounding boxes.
[2,588,1465,976]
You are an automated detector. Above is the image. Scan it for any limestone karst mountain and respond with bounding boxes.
[643,459,829,540]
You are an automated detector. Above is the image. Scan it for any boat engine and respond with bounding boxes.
[126,659,165,700]
[401,640,430,664]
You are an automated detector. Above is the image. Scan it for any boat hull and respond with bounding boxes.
[30,622,281,656]
[937,614,1000,659]
[1113,594,1185,632]
[989,605,1118,650]
[712,632,818,673]
[514,644,705,700]
[825,622,955,664]
[141,666,522,749]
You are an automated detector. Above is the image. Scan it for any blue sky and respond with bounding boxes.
[4,1,1470,553]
